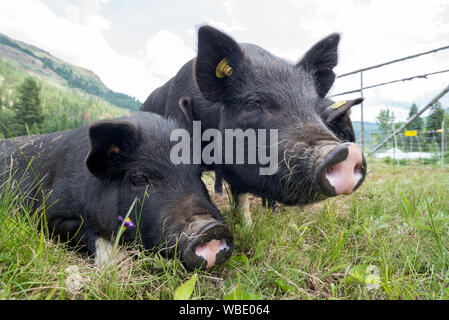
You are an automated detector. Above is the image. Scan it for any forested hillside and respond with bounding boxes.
[0,32,140,138]
[0,33,141,111]
[0,56,129,137]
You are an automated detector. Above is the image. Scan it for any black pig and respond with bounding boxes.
[0,107,233,270]
[141,26,367,214]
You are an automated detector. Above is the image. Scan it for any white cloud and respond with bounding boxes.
[350,103,411,126]
[270,47,302,63]
[0,0,140,97]
[221,0,234,15]
[0,0,197,102]
[207,19,247,33]
[144,30,195,79]
[64,0,111,26]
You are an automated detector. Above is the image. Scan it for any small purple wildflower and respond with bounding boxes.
[118,215,135,230]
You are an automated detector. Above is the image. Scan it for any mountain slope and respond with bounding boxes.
[0,54,130,137]
[0,32,141,111]
[352,121,378,146]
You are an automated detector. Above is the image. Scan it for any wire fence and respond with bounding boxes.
[329,44,449,166]
[371,127,448,166]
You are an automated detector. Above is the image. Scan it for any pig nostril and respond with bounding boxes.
[196,242,207,251]
[182,223,234,270]
[194,239,230,269]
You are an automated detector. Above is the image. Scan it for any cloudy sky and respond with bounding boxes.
[0,0,448,122]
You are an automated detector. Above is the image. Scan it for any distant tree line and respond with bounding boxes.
[371,101,448,152]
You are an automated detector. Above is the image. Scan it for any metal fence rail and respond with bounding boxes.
[336,45,449,78]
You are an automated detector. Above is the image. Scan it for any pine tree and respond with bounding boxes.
[376,109,395,136]
[426,101,446,145]
[12,77,44,136]
[406,103,423,131]
[426,101,445,131]
[371,109,395,147]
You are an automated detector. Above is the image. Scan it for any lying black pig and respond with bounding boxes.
[0,105,233,270]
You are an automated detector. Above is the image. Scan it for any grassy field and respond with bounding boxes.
[1,159,449,300]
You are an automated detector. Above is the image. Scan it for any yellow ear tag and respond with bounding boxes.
[216,58,233,78]
[330,101,347,110]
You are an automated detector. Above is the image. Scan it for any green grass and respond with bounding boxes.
[1,159,449,300]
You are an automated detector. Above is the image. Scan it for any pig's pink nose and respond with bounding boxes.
[182,222,234,270]
[195,239,229,268]
[319,143,366,196]
[325,144,363,195]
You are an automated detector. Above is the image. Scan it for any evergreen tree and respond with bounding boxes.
[426,101,446,145]
[406,103,423,131]
[371,109,395,148]
[426,101,445,131]
[376,109,395,136]
[12,77,44,136]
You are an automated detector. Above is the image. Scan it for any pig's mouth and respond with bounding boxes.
[275,142,367,204]
[181,222,234,270]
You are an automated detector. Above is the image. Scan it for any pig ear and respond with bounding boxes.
[178,96,194,123]
[86,120,139,179]
[324,97,363,123]
[297,33,340,98]
[194,25,245,102]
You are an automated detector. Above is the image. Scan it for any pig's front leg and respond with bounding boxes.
[80,231,127,268]
[49,217,117,267]
[49,216,97,251]
[93,236,116,267]
[230,188,252,227]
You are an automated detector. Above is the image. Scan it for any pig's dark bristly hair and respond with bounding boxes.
[276,152,326,205]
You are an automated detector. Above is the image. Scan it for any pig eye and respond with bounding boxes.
[130,172,151,187]
[244,99,262,112]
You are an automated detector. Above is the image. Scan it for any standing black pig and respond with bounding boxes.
[140,25,367,215]
[0,106,233,270]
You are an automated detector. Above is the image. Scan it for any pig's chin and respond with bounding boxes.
[273,164,329,206]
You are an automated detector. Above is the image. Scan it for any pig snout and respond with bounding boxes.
[318,142,367,196]
[182,221,234,270]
